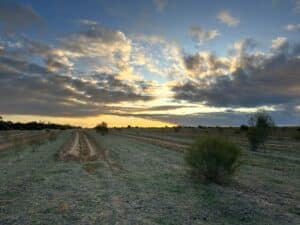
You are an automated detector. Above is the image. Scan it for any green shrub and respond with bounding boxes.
[185,136,241,184]
[95,122,108,136]
[247,110,275,151]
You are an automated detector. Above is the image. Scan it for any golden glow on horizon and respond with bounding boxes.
[2,114,176,128]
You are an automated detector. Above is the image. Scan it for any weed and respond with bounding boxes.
[247,110,275,151]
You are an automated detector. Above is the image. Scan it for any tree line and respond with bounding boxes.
[0,117,80,130]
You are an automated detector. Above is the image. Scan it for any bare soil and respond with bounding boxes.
[58,131,102,161]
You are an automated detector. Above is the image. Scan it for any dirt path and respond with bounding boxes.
[84,136,97,157]
[68,132,80,158]
[59,131,101,161]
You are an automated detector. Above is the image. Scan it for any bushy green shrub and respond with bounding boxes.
[95,122,108,136]
[185,136,241,184]
[247,110,275,151]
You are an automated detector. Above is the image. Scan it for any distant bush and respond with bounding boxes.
[173,126,182,133]
[185,136,241,184]
[240,124,249,132]
[247,111,275,151]
[95,122,108,136]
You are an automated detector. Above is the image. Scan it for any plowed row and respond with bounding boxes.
[58,131,100,161]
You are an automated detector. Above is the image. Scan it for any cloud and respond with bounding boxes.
[183,51,230,78]
[59,22,134,76]
[284,23,300,31]
[0,49,153,117]
[295,0,300,13]
[188,26,220,44]
[135,34,166,44]
[0,36,76,73]
[153,0,168,12]
[217,10,240,27]
[172,39,300,108]
[79,19,98,26]
[271,36,289,52]
[0,1,43,32]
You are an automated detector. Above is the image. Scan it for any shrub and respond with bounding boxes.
[240,124,249,132]
[95,122,108,136]
[173,126,182,133]
[247,110,275,151]
[185,136,241,184]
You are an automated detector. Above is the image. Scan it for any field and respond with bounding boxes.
[0,128,299,225]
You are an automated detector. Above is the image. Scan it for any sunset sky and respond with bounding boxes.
[0,0,300,127]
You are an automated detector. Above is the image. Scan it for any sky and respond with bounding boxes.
[0,0,300,127]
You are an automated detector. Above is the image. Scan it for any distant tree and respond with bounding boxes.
[0,116,3,121]
[247,111,275,151]
[95,122,109,136]
[0,118,79,130]
[127,125,131,129]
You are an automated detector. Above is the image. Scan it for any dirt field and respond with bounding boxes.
[0,128,299,225]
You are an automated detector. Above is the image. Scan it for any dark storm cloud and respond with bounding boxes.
[184,52,229,75]
[173,41,300,108]
[0,1,43,32]
[0,55,153,117]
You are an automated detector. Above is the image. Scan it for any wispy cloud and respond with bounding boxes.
[284,23,300,31]
[188,26,220,44]
[217,10,240,27]
[271,36,288,51]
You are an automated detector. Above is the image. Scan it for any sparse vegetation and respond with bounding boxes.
[0,127,299,224]
[247,110,275,151]
[95,122,109,136]
[185,136,241,184]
